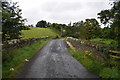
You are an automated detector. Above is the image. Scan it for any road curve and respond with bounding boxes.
[16,39,99,78]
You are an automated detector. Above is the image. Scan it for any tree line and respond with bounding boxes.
[35,1,119,41]
[2,0,120,50]
[35,1,120,49]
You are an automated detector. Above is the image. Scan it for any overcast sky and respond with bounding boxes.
[12,0,112,26]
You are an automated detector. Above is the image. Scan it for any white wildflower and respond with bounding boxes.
[10,68,14,71]
[25,59,29,62]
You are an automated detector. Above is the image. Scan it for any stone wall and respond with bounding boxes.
[66,37,111,52]
[2,36,50,51]
[65,37,112,60]
[66,37,120,59]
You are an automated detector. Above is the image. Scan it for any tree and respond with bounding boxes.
[98,1,120,26]
[27,24,34,27]
[80,19,101,39]
[2,0,28,41]
[98,1,120,50]
[101,27,115,39]
[36,20,48,28]
[62,21,83,38]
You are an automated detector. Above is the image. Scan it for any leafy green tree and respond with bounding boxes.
[50,23,67,37]
[98,1,120,49]
[27,24,34,27]
[36,20,50,28]
[64,25,79,38]
[80,19,101,39]
[61,21,84,38]
[71,21,82,38]
[98,1,120,26]
[100,27,115,39]
[2,1,28,41]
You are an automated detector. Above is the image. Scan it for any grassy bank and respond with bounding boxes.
[68,48,120,78]
[21,27,59,39]
[2,39,51,78]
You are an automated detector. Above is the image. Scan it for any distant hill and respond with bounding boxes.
[21,27,58,39]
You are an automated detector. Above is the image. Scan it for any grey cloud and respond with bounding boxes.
[41,2,82,13]
[12,0,111,25]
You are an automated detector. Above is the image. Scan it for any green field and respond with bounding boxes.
[21,27,58,39]
[90,38,116,45]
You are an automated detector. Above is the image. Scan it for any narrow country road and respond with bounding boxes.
[16,39,99,78]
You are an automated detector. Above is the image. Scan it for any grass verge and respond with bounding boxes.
[2,39,51,78]
[68,48,120,78]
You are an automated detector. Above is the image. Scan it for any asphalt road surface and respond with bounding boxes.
[16,39,99,78]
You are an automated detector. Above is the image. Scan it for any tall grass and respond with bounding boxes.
[2,39,51,78]
[68,48,120,78]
